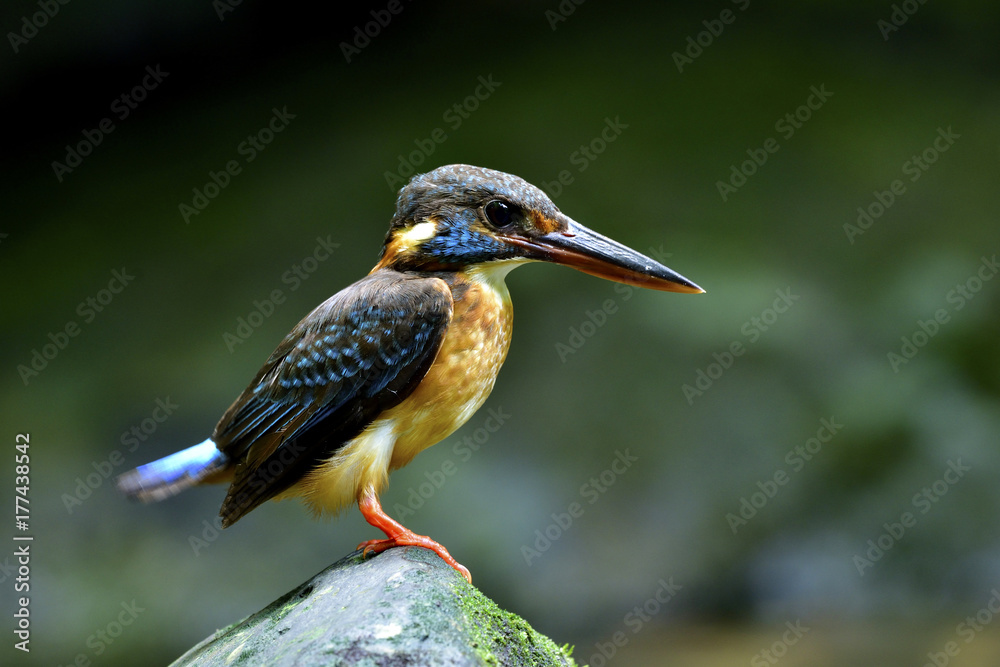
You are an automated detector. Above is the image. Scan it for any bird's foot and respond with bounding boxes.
[356,486,471,583]
[357,531,471,583]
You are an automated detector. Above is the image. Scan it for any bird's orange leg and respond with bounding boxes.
[356,486,471,583]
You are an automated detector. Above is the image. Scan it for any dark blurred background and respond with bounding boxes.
[2,1,1000,665]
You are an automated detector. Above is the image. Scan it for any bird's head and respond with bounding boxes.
[375,164,703,294]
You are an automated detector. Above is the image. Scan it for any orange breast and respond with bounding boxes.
[293,263,519,517]
[383,265,514,470]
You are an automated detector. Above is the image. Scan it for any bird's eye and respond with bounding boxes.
[483,200,518,229]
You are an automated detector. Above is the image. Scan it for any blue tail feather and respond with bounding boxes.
[117,439,228,502]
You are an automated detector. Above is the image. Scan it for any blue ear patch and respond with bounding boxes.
[418,211,518,265]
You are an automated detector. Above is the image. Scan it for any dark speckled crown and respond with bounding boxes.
[387,164,561,236]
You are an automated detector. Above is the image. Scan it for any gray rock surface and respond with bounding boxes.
[170,547,578,666]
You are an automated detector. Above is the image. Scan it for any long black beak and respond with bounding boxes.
[503,218,704,294]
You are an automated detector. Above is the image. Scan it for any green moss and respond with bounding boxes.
[456,582,577,667]
[232,644,260,665]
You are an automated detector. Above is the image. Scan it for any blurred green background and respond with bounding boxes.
[2,1,999,665]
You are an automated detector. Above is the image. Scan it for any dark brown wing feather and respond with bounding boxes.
[214,270,453,527]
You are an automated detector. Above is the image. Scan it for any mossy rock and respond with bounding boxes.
[171,547,577,666]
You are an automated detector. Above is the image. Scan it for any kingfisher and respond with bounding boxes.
[117,164,703,582]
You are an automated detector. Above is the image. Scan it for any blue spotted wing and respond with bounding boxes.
[214,271,453,526]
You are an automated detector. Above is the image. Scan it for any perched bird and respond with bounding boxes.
[117,164,703,582]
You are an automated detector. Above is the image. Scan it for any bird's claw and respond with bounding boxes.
[356,534,472,584]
